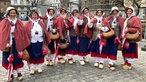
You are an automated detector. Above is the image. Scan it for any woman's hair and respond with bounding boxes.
[82,7,89,13]
[7,9,18,16]
[47,9,55,14]
[96,9,103,15]
[71,9,79,16]
[29,10,39,17]
[60,9,67,13]
[125,8,133,13]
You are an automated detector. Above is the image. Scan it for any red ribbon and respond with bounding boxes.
[99,34,106,54]
[54,45,60,64]
[76,35,80,45]
[67,30,71,42]
[42,44,49,55]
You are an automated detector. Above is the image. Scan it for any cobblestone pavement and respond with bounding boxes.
[0,41,146,82]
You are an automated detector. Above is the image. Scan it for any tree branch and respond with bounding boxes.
[133,0,141,15]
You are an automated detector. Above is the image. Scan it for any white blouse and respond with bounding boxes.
[8,17,17,45]
[30,20,43,43]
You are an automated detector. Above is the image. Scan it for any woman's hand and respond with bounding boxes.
[63,14,68,19]
[90,18,95,23]
[60,36,64,40]
[98,27,102,31]
[6,43,11,48]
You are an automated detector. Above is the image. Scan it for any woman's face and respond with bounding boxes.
[48,10,54,16]
[127,9,133,17]
[31,12,38,20]
[83,9,89,15]
[112,10,118,16]
[61,10,66,15]
[96,10,103,17]
[9,10,17,19]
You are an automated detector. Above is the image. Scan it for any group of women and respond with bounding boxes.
[0,6,142,82]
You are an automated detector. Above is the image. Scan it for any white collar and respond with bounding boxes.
[73,16,78,19]
[8,16,17,24]
[95,16,102,20]
[46,13,54,19]
[30,18,40,24]
[127,13,135,19]
[84,13,89,17]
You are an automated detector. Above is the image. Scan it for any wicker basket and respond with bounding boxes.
[22,49,30,60]
[118,44,122,50]
[3,47,10,52]
[58,43,69,49]
[126,30,139,41]
[49,30,60,40]
[102,28,114,39]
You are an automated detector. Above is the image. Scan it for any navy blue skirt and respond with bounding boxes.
[58,40,66,56]
[89,38,108,54]
[122,43,138,58]
[77,37,90,56]
[48,40,55,51]
[2,38,24,70]
[122,43,137,53]
[48,40,55,54]
[66,36,78,54]
[67,36,77,51]
[28,41,44,64]
[106,35,118,56]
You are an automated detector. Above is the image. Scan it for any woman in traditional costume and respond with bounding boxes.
[77,7,94,65]
[121,7,142,69]
[66,9,83,64]
[90,9,110,69]
[41,7,57,66]
[105,6,124,70]
[55,8,69,64]
[0,7,30,81]
[24,10,50,74]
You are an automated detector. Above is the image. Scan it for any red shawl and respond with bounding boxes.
[127,16,142,41]
[24,20,51,45]
[76,14,93,39]
[67,17,74,28]
[54,15,67,37]
[40,15,56,22]
[0,18,30,51]
[67,17,80,30]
